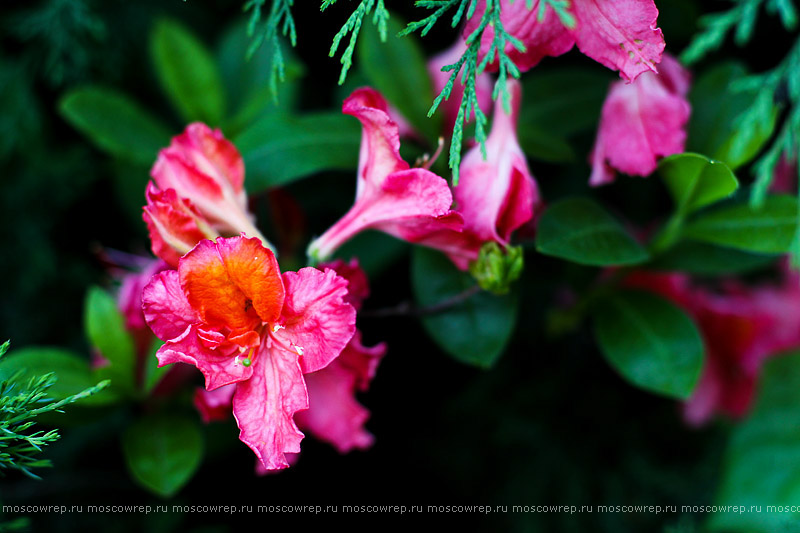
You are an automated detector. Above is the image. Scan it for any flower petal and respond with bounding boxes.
[142,270,200,341]
[571,0,665,82]
[278,267,356,374]
[180,237,283,332]
[232,344,308,470]
[155,323,254,389]
[194,384,235,423]
[173,123,246,196]
[295,331,385,453]
[343,88,408,198]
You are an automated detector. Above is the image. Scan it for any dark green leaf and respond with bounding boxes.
[358,16,439,143]
[684,195,799,253]
[235,112,360,191]
[0,347,117,406]
[593,290,704,399]
[411,248,517,368]
[122,414,203,497]
[84,286,136,395]
[688,62,777,170]
[58,87,171,165]
[143,340,168,395]
[646,241,778,275]
[658,153,738,213]
[536,197,649,266]
[151,18,225,125]
[710,353,800,532]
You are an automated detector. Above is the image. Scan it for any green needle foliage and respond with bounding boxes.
[0,341,109,479]
[244,0,297,98]
[403,0,574,183]
[325,0,391,85]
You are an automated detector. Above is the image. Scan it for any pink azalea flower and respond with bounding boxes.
[144,123,270,266]
[625,269,800,425]
[590,53,691,186]
[414,79,541,270]
[191,257,385,458]
[464,0,665,82]
[143,235,356,470]
[306,88,463,262]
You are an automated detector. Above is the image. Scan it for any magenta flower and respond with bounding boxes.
[465,0,665,82]
[306,88,463,262]
[626,269,800,425]
[590,54,691,186]
[192,257,385,457]
[143,235,356,469]
[144,123,270,266]
[414,79,541,270]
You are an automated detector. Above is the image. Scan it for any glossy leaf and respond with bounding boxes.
[710,353,800,532]
[688,62,777,170]
[234,112,360,191]
[646,241,777,275]
[411,248,517,368]
[58,87,171,165]
[658,153,738,213]
[122,414,204,498]
[358,16,439,143]
[684,195,799,253]
[536,197,649,266]
[84,286,136,395]
[593,290,704,399]
[151,18,225,125]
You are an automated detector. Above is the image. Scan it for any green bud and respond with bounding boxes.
[468,242,524,295]
[241,358,252,367]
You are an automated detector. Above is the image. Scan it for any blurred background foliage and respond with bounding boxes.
[0,0,799,531]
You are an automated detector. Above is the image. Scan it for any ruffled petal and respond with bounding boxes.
[179,238,275,333]
[295,331,386,453]
[319,258,370,311]
[173,123,246,196]
[142,270,200,341]
[278,268,356,374]
[155,323,254,390]
[571,0,665,82]
[464,0,573,73]
[232,343,308,470]
[343,88,407,198]
[589,54,690,186]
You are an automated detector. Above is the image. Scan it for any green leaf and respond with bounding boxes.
[84,286,136,395]
[122,414,203,498]
[710,353,800,532]
[151,18,225,125]
[0,347,117,406]
[688,62,777,170]
[143,340,169,395]
[535,197,649,266]
[646,241,778,275]
[358,16,440,143]
[592,290,704,399]
[234,112,360,191]
[58,87,172,165]
[683,195,799,254]
[658,153,738,214]
[411,248,517,368]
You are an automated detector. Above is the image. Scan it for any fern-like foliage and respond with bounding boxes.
[0,341,109,479]
[244,0,297,98]
[404,0,574,183]
[325,0,390,85]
